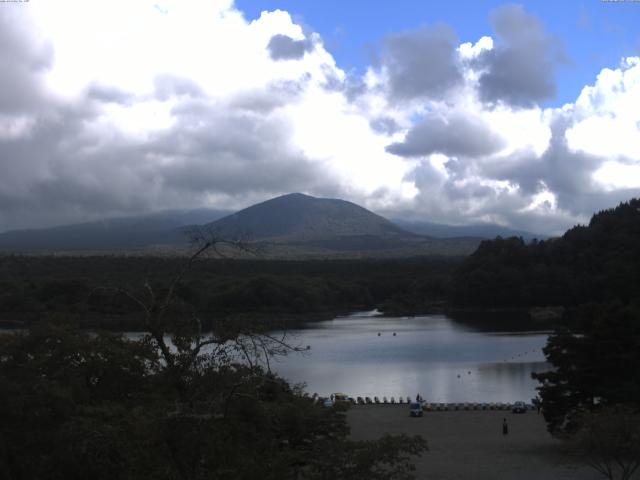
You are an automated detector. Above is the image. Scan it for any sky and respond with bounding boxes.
[0,0,639,235]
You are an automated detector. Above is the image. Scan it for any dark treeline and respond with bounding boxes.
[450,198,640,460]
[3,199,639,330]
[0,301,427,479]
[447,199,640,469]
[451,198,640,308]
[0,255,460,329]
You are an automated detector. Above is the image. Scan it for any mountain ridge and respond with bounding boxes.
[392,218,546,241]
[206,192,418,243]
[0,209,229,252]
[0,193,519,255]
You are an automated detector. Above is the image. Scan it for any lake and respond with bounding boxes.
[268,310,550,403]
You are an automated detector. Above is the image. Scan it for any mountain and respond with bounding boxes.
[207,193,411,241]
[205,193,481,254]
[0,209,229,252]
[0,193,482,256]
[392,219,546,241]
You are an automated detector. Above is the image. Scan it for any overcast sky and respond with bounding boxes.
[0,0,639,235]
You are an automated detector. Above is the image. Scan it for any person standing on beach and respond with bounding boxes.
[502,418,509,435]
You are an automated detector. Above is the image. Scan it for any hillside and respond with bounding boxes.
[207,193,413,241]
[0,193,482,256]
[206,193,481,254]
[393,219,545,241]
[0,209,229,252]
[451,198,640,308]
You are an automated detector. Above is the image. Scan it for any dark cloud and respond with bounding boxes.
[267,34,314,60]
[512,116,639,217]
[476,4,565,107]
[0,8,53,113]
[87,84,134,105]
[381,24,463,100]
[0,5,635,238]
[465,113,640,229]
[399,109,640,235]
[228,77,309,113]
[0,91,334,231]
[406,158,447,190]
[0,107,139,230]
[319,65,371,105]
[386,112,504,157]
[369,116,400,135]
[480,114,602,211]
[152,99,326,194]
[320,66,368,102]
[0,11,335,232]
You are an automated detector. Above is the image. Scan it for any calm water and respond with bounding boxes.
[7,309,549,404]
[268,310,550,403]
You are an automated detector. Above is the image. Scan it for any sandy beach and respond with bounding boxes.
[347,405,601,480]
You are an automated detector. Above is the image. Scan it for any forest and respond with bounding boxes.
[1,199,640,331]
[451,198,640,309]
[0,255,458,330]
[1,199,639,478]
[0,236,429,479]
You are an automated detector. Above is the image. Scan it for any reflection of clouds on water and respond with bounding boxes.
[123,313,551,403]
[269,313,550,402]
[474,361,551,401]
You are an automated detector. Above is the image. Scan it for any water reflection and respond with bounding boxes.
[269,312,550,403]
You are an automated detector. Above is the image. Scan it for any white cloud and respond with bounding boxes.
[458,36,493,60]
[567,57,640,162]
[593,161,640,190]
[0,1,638,235]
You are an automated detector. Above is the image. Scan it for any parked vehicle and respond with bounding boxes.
[512,401,527,413]
[322,398,333,408]
[409,402,423,417]
[333,393,349,404]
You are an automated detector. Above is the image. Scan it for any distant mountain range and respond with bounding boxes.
[0,209,228,252]
[0,193,542,256]
[392,219,546,241]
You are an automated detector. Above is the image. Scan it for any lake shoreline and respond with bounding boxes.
[0,304,568,332]
[347,405,599,479]
[269,313,549,403]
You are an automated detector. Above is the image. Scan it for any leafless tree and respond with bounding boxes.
[98,225,305,404]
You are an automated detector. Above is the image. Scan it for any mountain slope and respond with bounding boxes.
[205,193,483,254]
[393,219,546,241]
[207,193,416,242]
[0,209,229,252]
[0,194,482,255]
